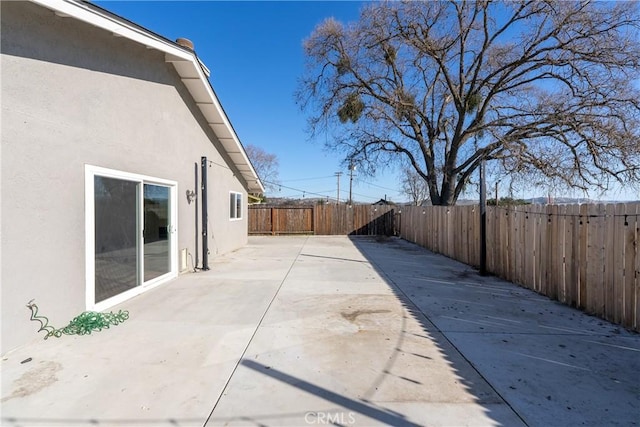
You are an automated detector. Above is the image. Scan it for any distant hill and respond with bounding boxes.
[404,197,626,206]
[527,197,593,204]
[261,196,634,207]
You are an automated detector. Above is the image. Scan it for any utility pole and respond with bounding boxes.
[348,160,356,205]
[335,172,342,204]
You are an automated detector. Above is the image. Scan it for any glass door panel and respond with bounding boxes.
[143,184,170,282]
[94,176,139,302]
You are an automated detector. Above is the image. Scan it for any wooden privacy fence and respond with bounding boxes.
[249,205,396,236]
[398,203,640,331]
[398,205,481,268]
[249,206,314,235]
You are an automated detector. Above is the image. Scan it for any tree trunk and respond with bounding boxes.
[433,187,456,206]
[429,169,457,206]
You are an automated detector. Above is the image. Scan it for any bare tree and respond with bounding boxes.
[245,144,280,192]
[297,1,640,205]
[400,167,429,206]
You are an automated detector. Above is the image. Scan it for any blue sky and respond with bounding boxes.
[96,0,402,203]
[96,1,638,203]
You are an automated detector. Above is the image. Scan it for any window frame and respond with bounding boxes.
[229,191,243,220]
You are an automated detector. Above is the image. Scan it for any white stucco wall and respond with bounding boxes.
[1,2,251,354]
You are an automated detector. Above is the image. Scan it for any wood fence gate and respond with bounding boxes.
[248,205,396,236]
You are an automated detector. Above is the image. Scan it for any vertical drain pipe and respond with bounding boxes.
[201,156,210,270]
[194,162,199,269]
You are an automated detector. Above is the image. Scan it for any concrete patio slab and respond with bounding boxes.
[2,236,638,427]
[353,237,640,427]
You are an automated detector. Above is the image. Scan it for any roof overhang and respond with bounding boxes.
[31,0,265,194]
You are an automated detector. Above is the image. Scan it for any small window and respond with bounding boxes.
[230,192,243,220]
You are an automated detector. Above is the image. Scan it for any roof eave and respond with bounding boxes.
[31,0,265,194]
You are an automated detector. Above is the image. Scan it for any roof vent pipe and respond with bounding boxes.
[176,38,194,50]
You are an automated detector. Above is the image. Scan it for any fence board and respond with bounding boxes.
[578,204,589,309]
[495,207,508,282]
[633,204,640,330]
[548,204,559,300]
[594,204,606,315]
[564,205,577,306]
[571,204,581,307]
[513,208,522,286]
[604,204,616,321]
[557,205,567,303]
[524,207,533,291]
[536,205,545,294]
[248,206,313,235]
[397,202,637,332]
[248,207,270,234]
[487,207,495,273]
[469,206,477,266]
[249,205,395,236]
[612,204,625,323]
[506,208,514,282]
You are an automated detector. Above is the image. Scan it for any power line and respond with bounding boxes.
[263,179,382,203]
[263,180,338,201]
[358,179,400,193]
[349,191,379,201]
[278,175,400,194]
[280,175,335,182]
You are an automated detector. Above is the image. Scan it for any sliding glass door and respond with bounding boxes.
[143,184,171,282]
[87,166,177,309]
[94,176,139,302]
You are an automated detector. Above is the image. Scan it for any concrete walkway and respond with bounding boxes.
[1,236,638,426]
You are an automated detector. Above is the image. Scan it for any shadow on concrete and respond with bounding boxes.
[343,236,521,426]
[0,417,201,426]
[209,236,525,426]
[348,235,640,427]
[240,359,421,427]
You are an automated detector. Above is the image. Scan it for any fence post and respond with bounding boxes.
[479,159,487,276]
[270,207,275,236]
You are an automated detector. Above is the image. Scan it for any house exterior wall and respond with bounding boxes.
[1,1,250,354]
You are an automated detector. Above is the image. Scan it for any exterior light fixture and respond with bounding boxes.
[186,189,197,204]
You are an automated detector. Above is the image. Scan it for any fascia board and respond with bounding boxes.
[32,0,192,61]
